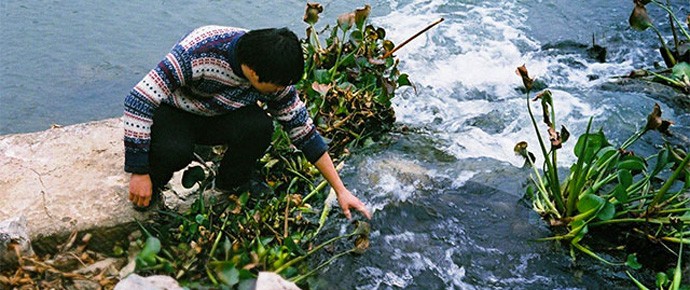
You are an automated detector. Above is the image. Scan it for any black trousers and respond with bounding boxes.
[149,103,273,190]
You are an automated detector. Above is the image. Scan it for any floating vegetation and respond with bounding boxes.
[516,64,689,288]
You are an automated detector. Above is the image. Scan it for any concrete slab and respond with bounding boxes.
[0,118,149,241]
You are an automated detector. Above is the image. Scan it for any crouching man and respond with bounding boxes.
[124,26,370,219]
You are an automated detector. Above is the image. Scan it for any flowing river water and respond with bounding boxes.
[2,0,690,289]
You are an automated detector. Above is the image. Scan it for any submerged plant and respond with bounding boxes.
[516,65,690,284]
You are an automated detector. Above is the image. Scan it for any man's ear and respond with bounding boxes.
[241,64,258,80]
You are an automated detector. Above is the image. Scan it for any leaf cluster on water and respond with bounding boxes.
[516,64,690,288]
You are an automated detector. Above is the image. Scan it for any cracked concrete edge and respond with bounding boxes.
[0,118,150,242]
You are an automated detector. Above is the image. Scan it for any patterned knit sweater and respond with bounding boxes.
[124,25,327,174]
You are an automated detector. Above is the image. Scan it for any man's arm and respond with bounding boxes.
[124,46,191,207]
[267,87,371,219]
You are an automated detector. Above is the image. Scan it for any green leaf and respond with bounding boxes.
[264,159,279,169]
[626,253,643,269]
[195,214,205,225]
[577,193,604,213]
[137,236,161,267]
[560,125,570,144]
[284,236,306,255]
[595,146,618,170]
[671,62,690,80]
[398,73,411,86]
[617,156,647,172]
[652,148,670,176]
[239,191,250,206]
[526,185,534,199]
[182,166,205,189]
[574,131,611,163]
[597,201,615,221]
[618,169,633,188]
[214,262,240,287]
[656,272,669,288]
[239,269,254,280]
[614,185,629,203]
[349,30,363,44]
[313,69,331,84]
[376,92,391,107]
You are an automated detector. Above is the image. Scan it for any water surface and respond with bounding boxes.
[3,0,690,289]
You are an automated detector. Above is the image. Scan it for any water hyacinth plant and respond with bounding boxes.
[515,65,690,285]
[129,3,415,288]
[294,3,413,157]
[626,0,690,93]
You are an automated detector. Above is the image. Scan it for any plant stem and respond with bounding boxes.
[549,101,562,204]
[668,0,680,56]
[527,152,560,217]
[302,180,329,204]
[274,231,357,274]
[644,69,686,88]
[651,25,677,67]
[206,265,219,285]
[329,28,346,82]
[625,271,651,290]
[572,241,619,265]
[526,92,564,213]
[291,249,355,283]
[621,128,647,151]
[310,24,322,51]
[661,236,690,245]
[648,152,690,210]
[567,118,593,217]
[651,0,690,41]
[209,213,230,259]
[671,224,683,290]
[590,216,690,227]
[658,208,690,214]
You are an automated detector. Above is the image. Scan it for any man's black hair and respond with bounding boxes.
[236,28,304,86]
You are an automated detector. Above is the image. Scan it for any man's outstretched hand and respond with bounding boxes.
[129,173,153,207]
[336,189,371,219]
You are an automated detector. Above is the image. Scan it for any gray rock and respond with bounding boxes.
[114,274,184,290]
[0,118,150,242]
[0,215,33,269]
[255,272,300,290]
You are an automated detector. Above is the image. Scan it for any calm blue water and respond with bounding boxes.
[2,0,690,289]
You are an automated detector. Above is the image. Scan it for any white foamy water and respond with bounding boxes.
[373,0,643,167]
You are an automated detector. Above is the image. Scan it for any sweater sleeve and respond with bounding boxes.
[123,46,191,174]
[266,86,328,163]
